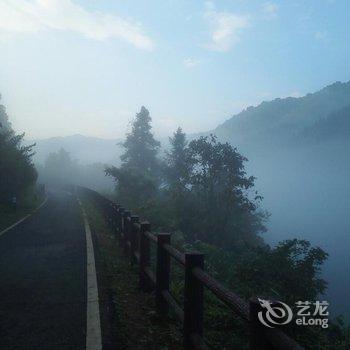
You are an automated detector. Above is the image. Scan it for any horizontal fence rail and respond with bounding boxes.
[78,186,304,350]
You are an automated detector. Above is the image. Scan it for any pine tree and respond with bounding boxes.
[161,127,192,230]
[164,127,190,192]
[121,106,160,175]
[106,106,160,208]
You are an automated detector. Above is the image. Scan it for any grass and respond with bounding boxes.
[80,195,183,350]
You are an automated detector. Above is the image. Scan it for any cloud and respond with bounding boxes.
[0,0,154,50]
[203,2,250,52]
[261,2,278,19]
[183,58,200,68]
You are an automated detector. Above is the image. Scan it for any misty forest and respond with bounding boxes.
[1,81,350,349]
[1,1,350,349]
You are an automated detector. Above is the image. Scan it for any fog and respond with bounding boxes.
[245,140,350,318]
[31,124,350,320]
[30,87,350,321]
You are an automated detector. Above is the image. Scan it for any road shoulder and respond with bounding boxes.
[79,195,183,350]
[0,196,48,237]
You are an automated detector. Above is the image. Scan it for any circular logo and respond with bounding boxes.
[257,298,293,328]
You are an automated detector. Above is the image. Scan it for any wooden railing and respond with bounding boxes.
[79,187,304,350]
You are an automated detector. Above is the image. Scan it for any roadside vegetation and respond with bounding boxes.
[0,96,40,231]
[104,106,350,349]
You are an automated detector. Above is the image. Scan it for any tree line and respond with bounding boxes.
[37,148,114,192]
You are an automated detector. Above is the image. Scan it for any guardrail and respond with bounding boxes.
[79,186,304,350]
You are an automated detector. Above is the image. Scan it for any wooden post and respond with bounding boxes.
[111,204,120,234]
[130,215,139,265]
[249,297,271,350]
[123,210,131,254]
[105,201,111,224]
[155,233,171,317]
[118,207,124,230]
[108,202,114,224]
[139,222,152,291]
[118,207,125,245]
[183,252,204,350]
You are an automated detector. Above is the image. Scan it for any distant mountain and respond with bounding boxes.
[30,82,350,165]
[29,134,123,165]
[213,81,350,153]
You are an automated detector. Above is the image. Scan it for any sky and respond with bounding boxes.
[0,0,349,139]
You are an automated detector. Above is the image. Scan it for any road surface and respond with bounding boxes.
[0,191,89,350]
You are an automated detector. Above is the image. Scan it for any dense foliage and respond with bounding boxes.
[167,133,267,249]
[0,97,37,203]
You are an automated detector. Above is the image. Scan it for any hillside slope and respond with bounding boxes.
[214,81,350,152]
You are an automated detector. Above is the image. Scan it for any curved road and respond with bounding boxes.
[0,191,88,350]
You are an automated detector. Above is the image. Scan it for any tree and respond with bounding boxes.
[0,98,37,202]
[121,106,160,174]
[106,106,161,208]
[42,148,78,188]
[159,127,192,229]
[164,127,190,193]
[0,94,11,132]
[183,135,267,249]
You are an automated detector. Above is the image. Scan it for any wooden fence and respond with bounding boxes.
[79,187,304,350]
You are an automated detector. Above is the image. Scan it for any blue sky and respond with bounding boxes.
[0,0,349,139]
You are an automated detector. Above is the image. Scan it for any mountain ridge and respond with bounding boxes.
[212,80,350,152]
[29,80,350,164]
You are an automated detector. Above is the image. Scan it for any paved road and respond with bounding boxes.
[0,191,87,350]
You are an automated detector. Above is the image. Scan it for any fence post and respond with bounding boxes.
[156,233,171,317]
[139,222,152,291]
[183,252,204,350]
[249,297,271,350]
[123,210,131,254]
[111,204,120,234]
[117,207,125,245]
[108,202,114,225]
[118,207,125,247]
[130,215,139,265]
